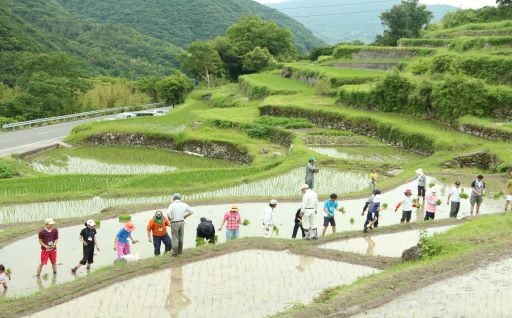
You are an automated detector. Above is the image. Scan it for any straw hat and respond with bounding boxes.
[230,205,239,211]
[300,183,309,191]
[45,218,55,225]
[86,219,96,226]
[416,168,424,175]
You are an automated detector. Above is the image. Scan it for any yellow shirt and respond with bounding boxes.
[506,179,512,195]
[370,172,378,181]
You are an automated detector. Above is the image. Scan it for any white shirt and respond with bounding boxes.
[450,187,461,202]
[400,196,413,211]
[167,200,194,221]
[301,189,318,212]
[0,273,8,285]
[262,206,274,226]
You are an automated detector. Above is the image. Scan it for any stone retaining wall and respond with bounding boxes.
[442,151,499,169]
[458,123,512,142]
[87,133,252,164]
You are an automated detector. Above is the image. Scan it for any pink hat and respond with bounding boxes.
[124,221,135,232]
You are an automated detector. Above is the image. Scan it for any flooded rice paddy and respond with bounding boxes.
[31,156,177,175]
[25,250,380,318]
[0,168,370,223]
[308,146,422,162]
[353,257,512,318]
[319,226,455,257]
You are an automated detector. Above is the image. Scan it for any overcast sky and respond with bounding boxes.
[255,0,497,9]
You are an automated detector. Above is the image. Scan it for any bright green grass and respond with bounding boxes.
[459,116,512,133]
[424,20,512,38]
[286,62,387,78]
[31,146,236,169]
[197,84,258,108]
[264,93,512,164]
[191,105,260,124]
[239,73,314,93]
[338,83,374,93]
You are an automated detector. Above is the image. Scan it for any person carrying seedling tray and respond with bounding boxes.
[395,189,416,223]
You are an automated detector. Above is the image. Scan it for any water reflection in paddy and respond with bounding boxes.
[319,226,456,257]
[353,257,512,318]
[25,250,380,318]
[309,146,422,162]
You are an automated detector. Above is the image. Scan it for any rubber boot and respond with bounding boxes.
[311,228,318,240]
[304,229,310,240]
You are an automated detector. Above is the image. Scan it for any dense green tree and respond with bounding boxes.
[179,42,224,88]
[242,47,275,73]
[375,0,433,46]
[212,36,243,80]
[137,77,160,103]
[496,0,511,6]
[226,16,295,58]
[156,72,194,106]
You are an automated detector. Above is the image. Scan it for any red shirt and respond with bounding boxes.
[147,217,170,237]
[38,228,59,250]
[224,211,241,230]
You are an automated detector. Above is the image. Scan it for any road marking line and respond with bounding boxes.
[0,136,66,152]
[36,131,56,135]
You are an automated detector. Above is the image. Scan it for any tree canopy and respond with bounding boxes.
[375,0,433,46]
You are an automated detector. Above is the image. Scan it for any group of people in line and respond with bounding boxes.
[1,157,510,290]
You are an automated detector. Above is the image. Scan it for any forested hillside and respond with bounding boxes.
[0,0,183,79]
[56,0,324,52]
[267,0,455,44]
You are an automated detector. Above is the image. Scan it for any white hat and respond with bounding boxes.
[432,189,437,193]
[300,184,309,190]
[269,199,278,205]
[86,219,96,226]
[45,218,55,225]
[416,168,424,175]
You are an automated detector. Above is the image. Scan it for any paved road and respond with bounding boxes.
[0,107,170,157]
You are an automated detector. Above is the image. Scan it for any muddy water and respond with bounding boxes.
[319,226,455,257]
[25,250,380,318]
[0,177,505,296]
[353,257,512,318]
[31,156,177,174]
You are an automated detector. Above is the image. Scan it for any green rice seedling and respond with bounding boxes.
[381,203,388,209]
[494,191,504,199]
[118,214,131,222]
[42,273,49,280]
[350,217,355,224]
[94,219,101,226]
[6,268,11,275]
[273,225,280,236]
[340,206,346,214]
[460,193,469,199]
[195,237,205,247]
[429,183,436,188]
[436,199,442,206]
[242,219,250,226]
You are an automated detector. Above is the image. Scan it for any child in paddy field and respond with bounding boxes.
[362,189,382,233]
[424,189,438,220]
[370,169,378,190]
[0,265,10,289]
[114,222,138,257]
[395,189,416,223]
[292,208,306,239]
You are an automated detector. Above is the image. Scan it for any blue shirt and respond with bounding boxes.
[116,228,131,243]
[323,200,338,218]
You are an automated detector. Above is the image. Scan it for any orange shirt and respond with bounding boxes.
[147,217,170,237]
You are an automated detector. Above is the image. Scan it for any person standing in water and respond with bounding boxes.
[416,168,426,202]
[305,157,318,189]
[470,175,485,216]
[147,211,172,256]
[36,218,59,276]
[447,181,462,218]
[505,171,512,212]
[262,199,278,238]
[370,169,378,190]
[72,219,100,273]
[424,189,438,220]
[395,189,414,223]
[322,193,341,236]
[300,183,319,240]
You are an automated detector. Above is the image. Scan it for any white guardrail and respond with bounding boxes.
[1,103,161,131]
